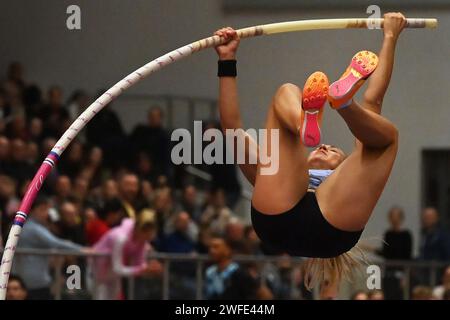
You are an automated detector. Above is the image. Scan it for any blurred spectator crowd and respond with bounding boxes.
[1,62,450,300]
[0,61,258,300]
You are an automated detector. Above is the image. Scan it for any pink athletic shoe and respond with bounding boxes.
[329,50,379,109]
[300,71,329,147]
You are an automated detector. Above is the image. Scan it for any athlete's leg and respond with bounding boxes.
[252,82,310,214]
[315,113,398,231]
[317,99,398,231]
[253,72,328,214]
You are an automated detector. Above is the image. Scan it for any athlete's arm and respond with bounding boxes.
[363,12,407,113]
[215,27,258,185]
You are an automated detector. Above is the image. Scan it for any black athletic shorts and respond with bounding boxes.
[251,192,363,258]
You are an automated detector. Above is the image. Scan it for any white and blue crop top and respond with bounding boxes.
[308,169,334,191]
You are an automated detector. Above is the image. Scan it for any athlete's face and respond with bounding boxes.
[307,144,346,170]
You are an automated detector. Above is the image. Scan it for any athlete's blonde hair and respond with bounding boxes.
[302,245,368,290]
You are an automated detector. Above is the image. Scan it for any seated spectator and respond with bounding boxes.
[153,187,175,239]
[201,188,233,235]
[79,146,105,188]
[38,86,69,138]
[177,184,202,222]
[72,176,90,205]
[412,285,433,300]
[160,211,198,299]
[56,200,86,245]
[377,206,412,300]
[89,178,119,207]
[52,175,72,207]
[55,200,89,295]
[368,290,385,300]
[420,207,450,261]
[59,140,83,178]
[433,265,450,300]
[85,95,126,169]
[419,207,450,283]
[224,217,248,254]
[23,86,43,120]
[26,141,39,166]
[86,198,123,245]
[12,196,84,300]
[129,106,171,178]
[161,211,197,253]
[141,180,155,206]
[5,138,34,184]
[164,209,198,244]
[102,179,119,201]
[205,235,259,300]
[118,173,143,219]
[28,117,43,143]
[6,275,28,300]
[133,151,157,184]
[5,115,27,140]
[197,226,212,254]
[92,209,162,300]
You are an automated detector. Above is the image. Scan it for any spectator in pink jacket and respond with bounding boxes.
[92,209,162,299]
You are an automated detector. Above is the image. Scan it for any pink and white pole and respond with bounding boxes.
[0,17,437,299]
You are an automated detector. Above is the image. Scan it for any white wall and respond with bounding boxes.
[1,0,450,254]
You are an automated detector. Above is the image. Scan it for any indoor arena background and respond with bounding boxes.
[0,0,449,300]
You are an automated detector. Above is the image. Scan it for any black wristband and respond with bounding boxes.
[218,60,237,77]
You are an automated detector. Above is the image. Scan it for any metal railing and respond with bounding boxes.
[2,248,449,300]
